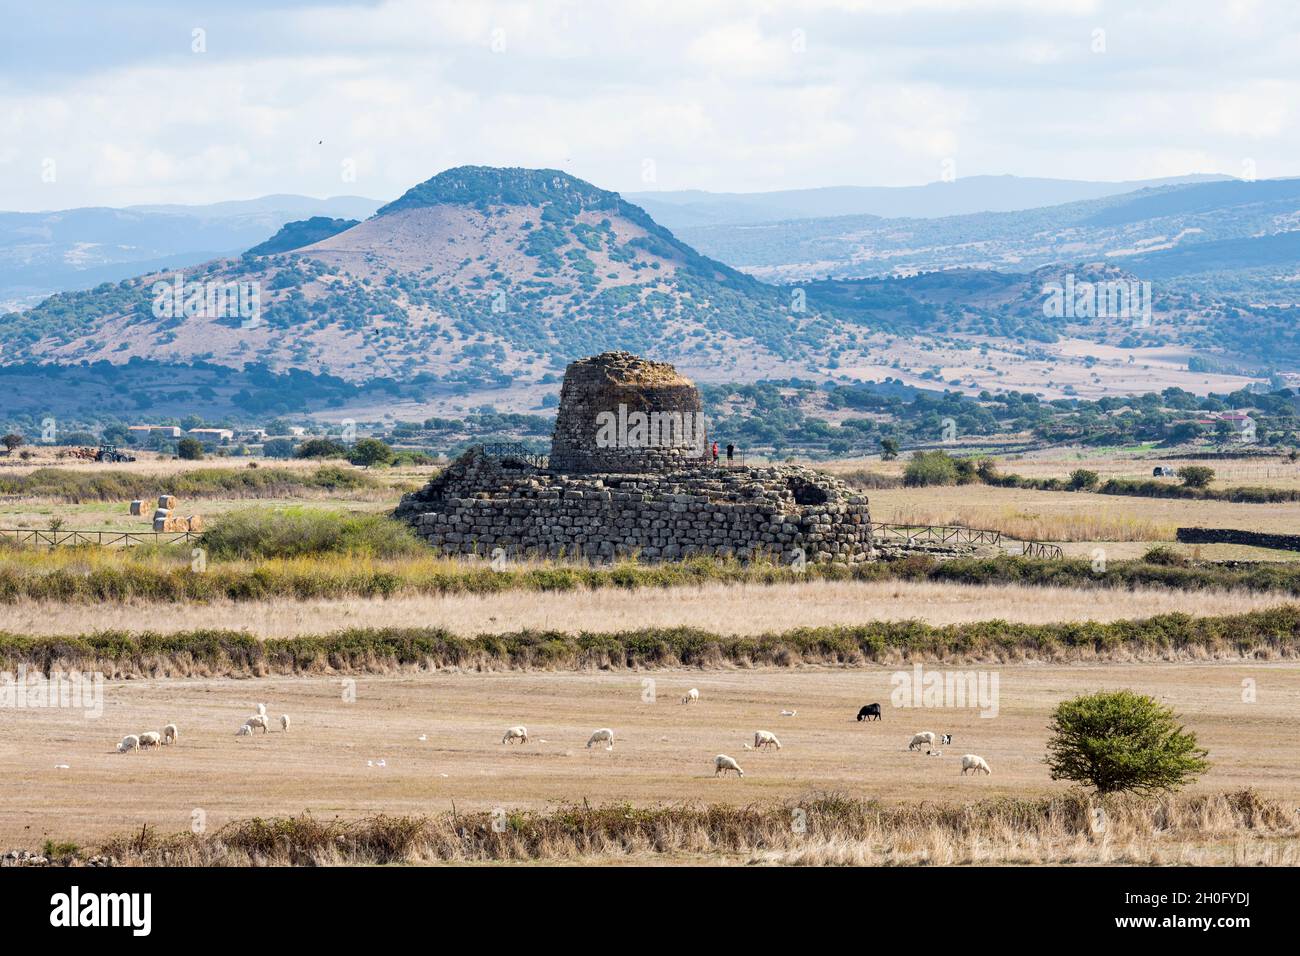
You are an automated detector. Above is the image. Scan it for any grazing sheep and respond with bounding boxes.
[753,730,781,750]
[280,715,290,733]
[742,743,754,750]
[780,710,797,717]
[117,735,140,753]
[960,754,991,776]
[857,703,882,721]
[940,734,952,745]
[502,726,529,745]
[138,731,162,748]
[236,724,252,737]
[682,688,700,704]
[908,732,936,752]
[586,728,615,749]
[714,754,744,777]
[162,724,178,745]
[244,714,270,734]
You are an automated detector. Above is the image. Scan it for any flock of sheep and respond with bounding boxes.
[116,723,178,752]
[110,689,994,781]
[115,703,289,752]
[500,689,993,781]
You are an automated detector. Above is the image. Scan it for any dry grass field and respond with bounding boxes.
[3,663,1297,854]
[867,484,1300,542]
[5,578,1295,638]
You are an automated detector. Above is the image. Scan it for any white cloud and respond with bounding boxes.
[0,0,1296,209]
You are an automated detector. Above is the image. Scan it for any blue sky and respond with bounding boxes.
[1,0,1297,210]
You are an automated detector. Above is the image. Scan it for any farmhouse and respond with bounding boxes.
[398,352,874,564]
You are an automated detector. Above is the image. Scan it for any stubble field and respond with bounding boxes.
[4,662,1298,852]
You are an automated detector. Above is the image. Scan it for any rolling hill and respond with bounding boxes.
[2,166,1296,428]
[0,194,382,313]
[673,177,1300,296]
[0,167,835,392]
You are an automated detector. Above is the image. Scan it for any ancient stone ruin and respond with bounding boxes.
[397,351,874,564]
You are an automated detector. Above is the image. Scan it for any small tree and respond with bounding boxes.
[879,437,900,461]
[903,450,958,487]
[349,438,395,468]
[1046,690,1209,794]
[295,438,348,460]
[177,437,205,461]
[1067,468,1100,491]
[1,433,23,455]
[1179,465,1215,489]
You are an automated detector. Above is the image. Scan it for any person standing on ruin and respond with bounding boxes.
[711,440,719,464]
[726,443,735,464]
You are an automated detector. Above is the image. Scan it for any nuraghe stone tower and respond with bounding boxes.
[397,351,874,564]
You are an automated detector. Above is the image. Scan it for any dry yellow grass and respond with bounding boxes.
[5,578,1295,638]
[866,484,1300,542]
[4,663,1298,851]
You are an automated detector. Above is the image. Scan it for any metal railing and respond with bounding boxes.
[477,443,548,469]
[1021,540,1064,560]
[0,528,200,548]
[869,523,1003,547]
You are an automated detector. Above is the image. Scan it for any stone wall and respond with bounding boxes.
[1176,526,1300,553]
[548,351,707,474]
[397,448,874,564]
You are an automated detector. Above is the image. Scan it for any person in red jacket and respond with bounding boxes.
[711,441,719,463]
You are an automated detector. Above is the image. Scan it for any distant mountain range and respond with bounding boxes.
[671,176,1300,296]
[1,166,1297,425]
[626,174,1231,228]
[0,194,381,311]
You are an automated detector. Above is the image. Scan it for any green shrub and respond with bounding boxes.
[1067,468,1100,491]
[295,438,348,459]
[349,438,395,468]
[1179,465,1216,489]
[903,451,958,487]
[1046,690,1209,794]
[177,437,204,460]
[202,507,424,560]
[1142,545,1188,567]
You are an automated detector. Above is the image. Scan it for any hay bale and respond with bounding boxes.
[129,500,143,516]
[186,514,204,533]
[153,508,171,521]
[152,517,167,532]
[158,494,176,510]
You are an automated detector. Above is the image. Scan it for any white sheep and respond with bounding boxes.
[586,728,615,749]
[139,731,162,748]
[236,724,252,736]
[502,726,529,745]
[714,754,744,777]
[753,730,781,750]
[256,703,267,717]
[682,688,700,704]
[908,732,936,752]
[280,715,290,733]
[117,734,140,753]
[162,723,178,745]
[244,714,270,734]
[960,754,991,776]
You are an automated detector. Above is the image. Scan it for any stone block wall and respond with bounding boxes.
[548,351,707,474]
[397,449,873,564]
